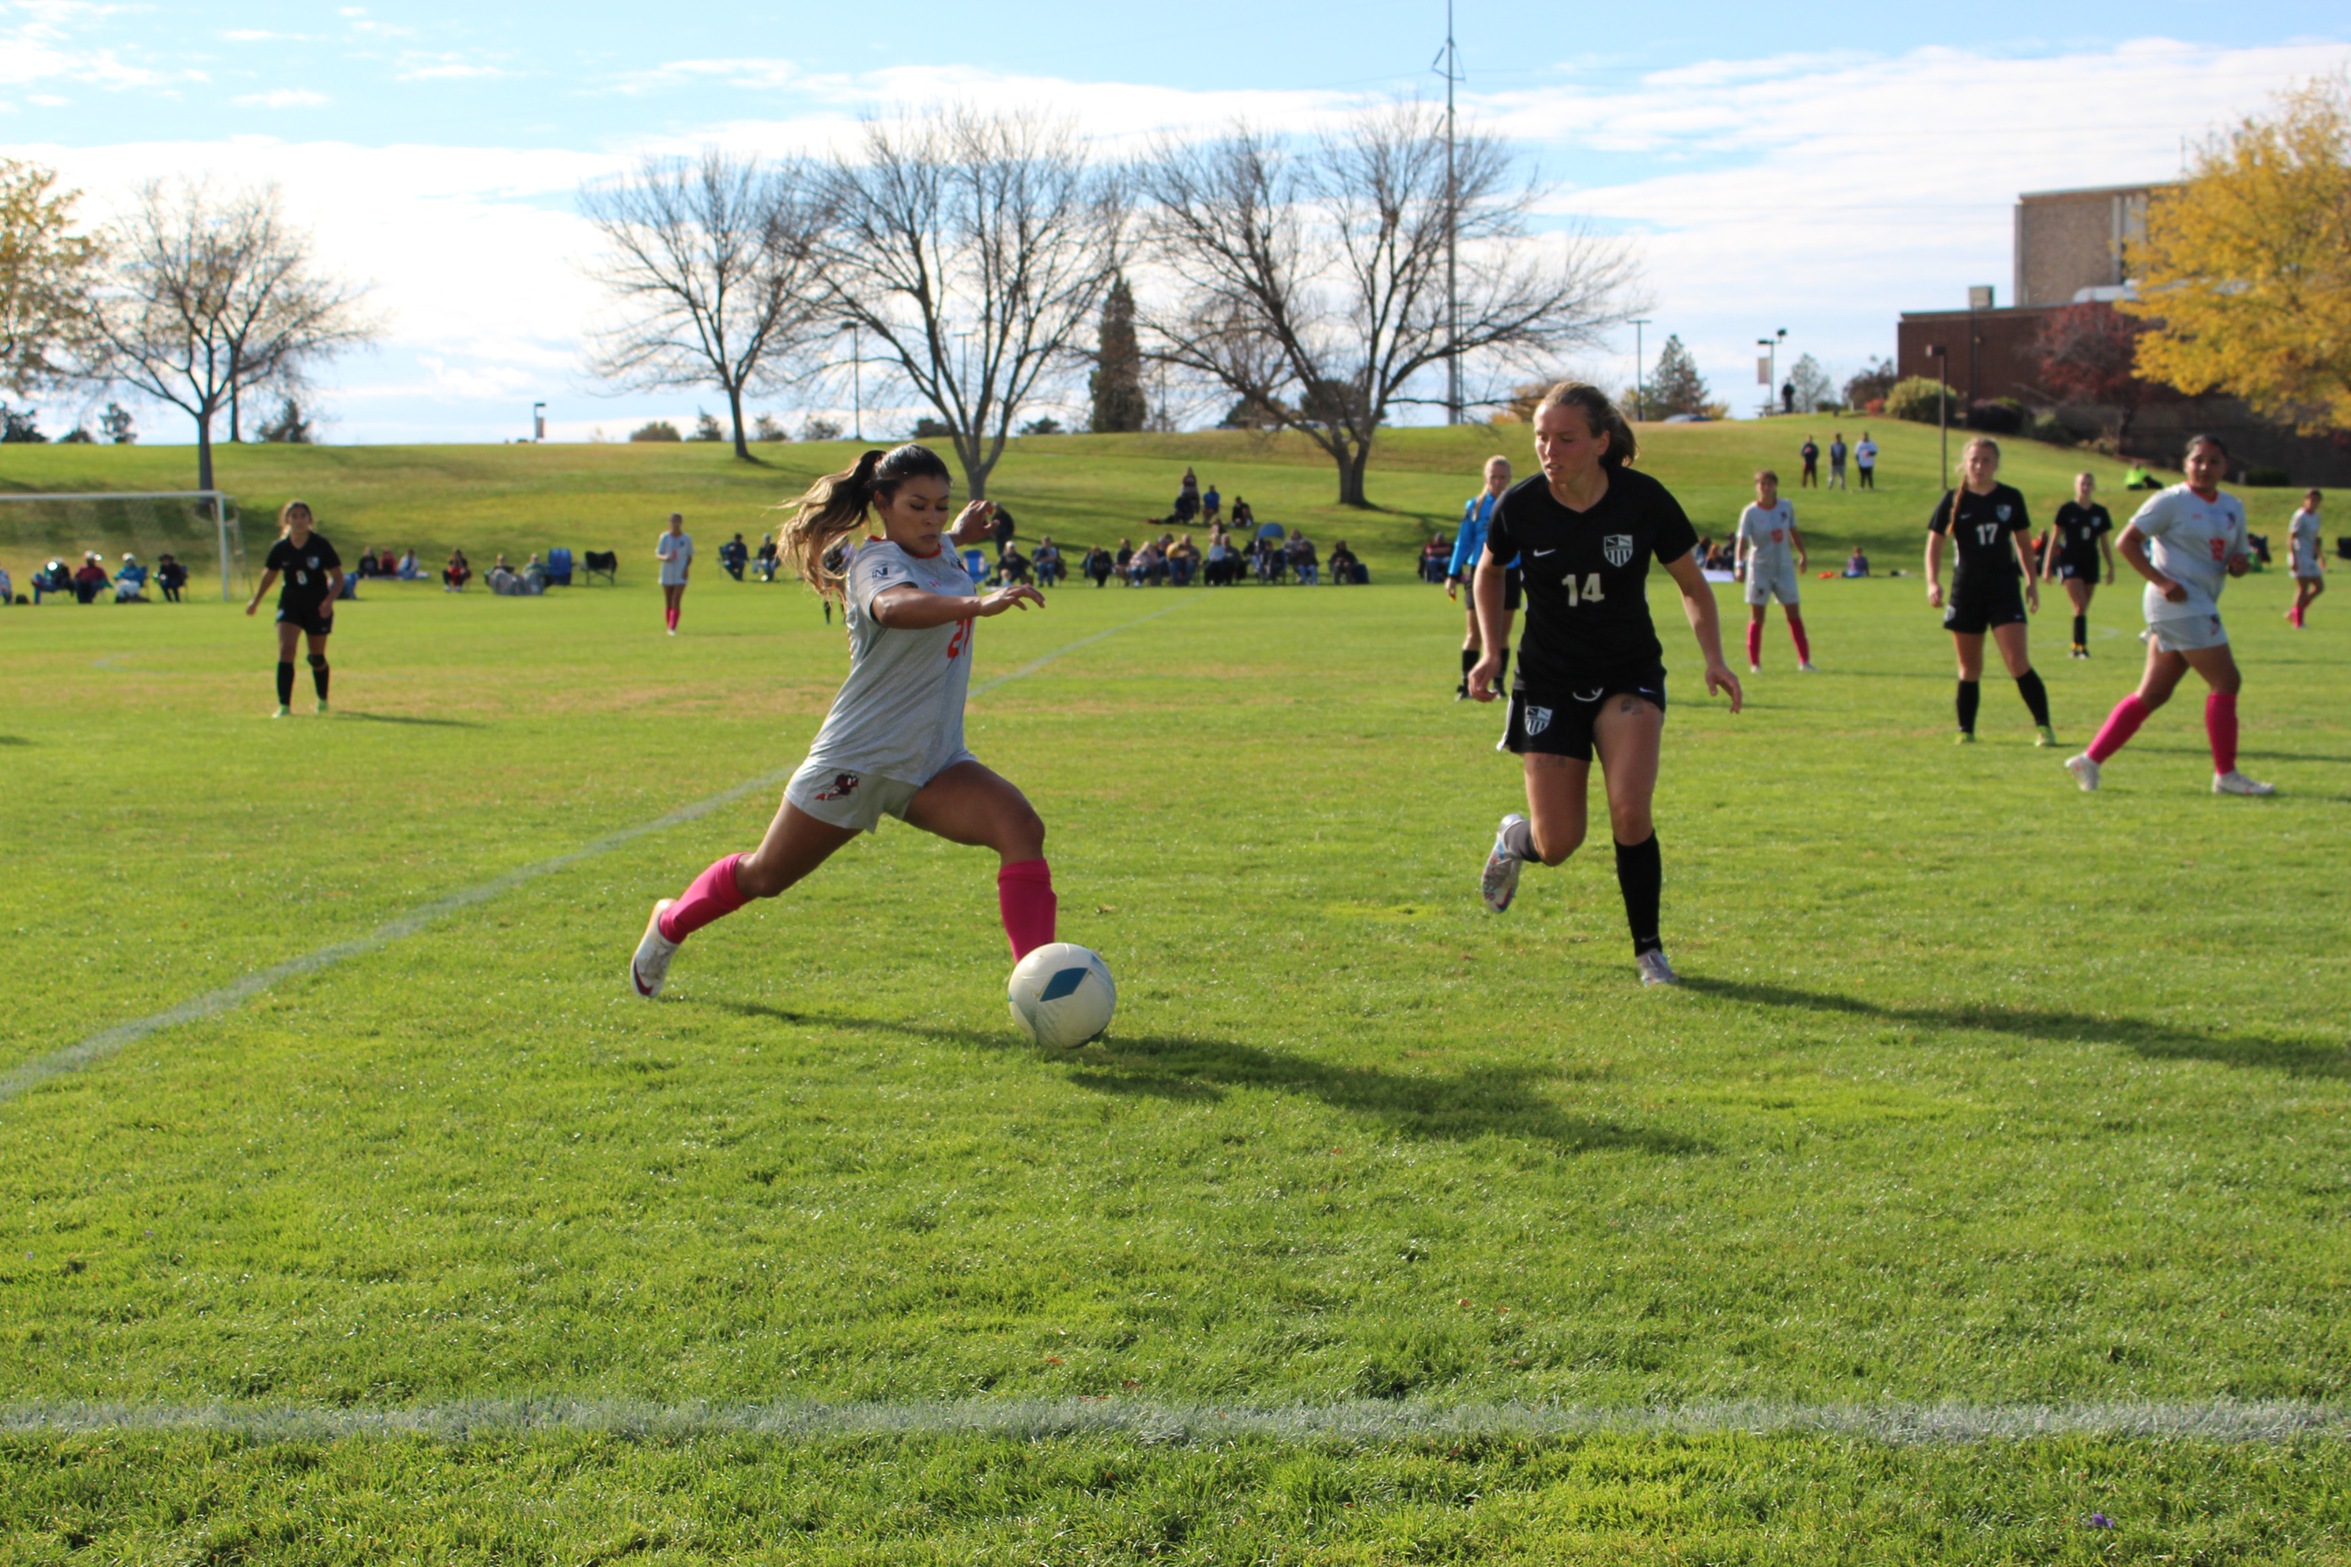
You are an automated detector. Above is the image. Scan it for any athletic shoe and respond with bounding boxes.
[1481,814,1527,914]
[2035,725,2058,748]
[1636,950,1680,987]
[1453,684,1468,702]
[2071,645,2087,659]
[315,700,330,716]
[2212,770,2275,797]
[1798,661,1819,673]
[1748,662,1761,675]
[1955,731,1976,745]
[631,899,680,998]
[272,704,291,719]
[2064,753,2100,792]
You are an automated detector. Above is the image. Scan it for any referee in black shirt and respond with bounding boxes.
[1470,383,1742,987]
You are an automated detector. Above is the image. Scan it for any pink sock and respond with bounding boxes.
[997,859,1057,960]
[1745,622,1762,665]
[1787,613,1811,663]
[658,853,748,942]
[665,605,678,630]
[2205,691,2238,775]
[2086,693,2152,763]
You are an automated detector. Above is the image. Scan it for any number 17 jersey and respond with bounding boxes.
[1486,467,1700,692]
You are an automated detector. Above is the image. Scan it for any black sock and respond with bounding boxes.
[2072,613,2087,647]
[276,662,295,705]
[310,657,330,702]
[1614,834,1663,956]
[2015,668,2050,727]
[1458,646,1476,691]
[1956,679,1980,734]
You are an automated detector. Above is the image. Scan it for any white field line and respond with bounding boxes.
[0,598,1196,1108]
[0,1397,2343,1446]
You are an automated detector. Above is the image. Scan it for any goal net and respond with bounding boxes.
[0,490,246,602]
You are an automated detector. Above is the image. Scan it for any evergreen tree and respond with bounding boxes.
[1088,274,1147,434]
[1648,334,1711,417]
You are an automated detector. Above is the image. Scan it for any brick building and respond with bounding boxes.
[1893,183,2351,484]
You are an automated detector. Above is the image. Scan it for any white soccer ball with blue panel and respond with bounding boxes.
[1006,942,1116,1048]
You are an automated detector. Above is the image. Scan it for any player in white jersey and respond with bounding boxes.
[655,513,693,635]
[630,445,1062,998]
[1734,470,1814,672]
[2065,435,2273,796]
[2287,489,2324,629]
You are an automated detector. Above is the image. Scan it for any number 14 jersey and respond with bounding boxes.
[1486,466,1700,691]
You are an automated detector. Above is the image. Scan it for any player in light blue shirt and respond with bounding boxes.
[1447,454,1519,698]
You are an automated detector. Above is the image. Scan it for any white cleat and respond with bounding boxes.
[1748,662,1761,675]
[1636,950,1680,987]
[2064,753,2100,792]
[272,704,291,719]
[631,899,680,997]
[1481,813,1528,914]
[1798,661,1819,673]
[2212,770,2275,797]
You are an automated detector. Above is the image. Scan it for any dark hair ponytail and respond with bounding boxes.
[779,443,952,596]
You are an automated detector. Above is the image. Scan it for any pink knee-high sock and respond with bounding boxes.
[997,859,1057,960]
[1787,611,1811,663]
[665,604,678,631]
[2086,693,2152,763]
[658,853,748,942]
[1745,621,1762,665]
[2205,691,2238,775]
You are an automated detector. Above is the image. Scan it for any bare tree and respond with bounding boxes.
[82,180,377,490]
[819,109,1125,499]
[1137,105,1641,506]
[581,151,831,462]
[0,158,102,396]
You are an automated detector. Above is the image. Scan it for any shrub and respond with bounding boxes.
[1884,377,1947,424]
[628,420,682,442]
[752,413,788,442]
[57,424,94,443]
[798,416,843,442]
[2028,413,2078,447]
[2243,466,2292,487]
[1965,398,2028,435]
[911,416,954,439]
[690,409,725,442]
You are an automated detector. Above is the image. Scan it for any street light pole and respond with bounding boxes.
[839,322,863,442]
[1757,328,1787,416]
[1630,318,1652,422]
[1433,0,1463,425]
[1927,344,1950,480]
[531,401,545,442]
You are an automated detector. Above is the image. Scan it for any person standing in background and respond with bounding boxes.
[2286,489,2324,629]
[1827,432,1849,490]
[657,512,693,635]
[1855,432,1878,490]
[1798,435,1820,489]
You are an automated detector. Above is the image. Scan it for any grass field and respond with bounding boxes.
[3,424,2347,1561]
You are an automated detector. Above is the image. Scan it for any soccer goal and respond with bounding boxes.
[0,490,246,601]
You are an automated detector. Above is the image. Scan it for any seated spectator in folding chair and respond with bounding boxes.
[1169,533,1201,587]
[1085,546,1113,587]
[154,553,188,601]
[1032,535,1062,586]
[755,533,780,581]
[522,553,550,594]
[1256,536,1288,584]
[0,563,12,604]
[998,543,1033,585]
[1288,532,1319,585]
[444,549,472,591]
[720,532,749,581]
[112,553,151,603]
[1128,538,1167,586]
[1420,534,1451,583]
[396,548,422,580]
[1328,539,1364,584]
[486,553,522,594]
[32,559,71,603]
[1113,538,1135,583]
[73,553,110,603]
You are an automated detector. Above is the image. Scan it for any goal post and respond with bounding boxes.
[0,490,245,601]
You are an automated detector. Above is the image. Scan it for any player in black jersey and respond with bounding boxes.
[2040,471,2115,658]
[244,499,344,717]
[1925,438,2053,745]
[1469,382,1741,987]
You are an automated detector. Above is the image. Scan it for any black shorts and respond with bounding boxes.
[1499,670,1667,763]
[1943,576,2027,636]
[276,600,335,637]
[2055,556,2099,583]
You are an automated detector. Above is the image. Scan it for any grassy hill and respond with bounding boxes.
[2,419,2268,600]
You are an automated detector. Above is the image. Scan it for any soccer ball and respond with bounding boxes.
[1006,943,1116,1048]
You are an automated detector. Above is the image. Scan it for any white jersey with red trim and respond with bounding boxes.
[2129,484,2246,624]
[802,538,978,783]
[1736,500,1798,576]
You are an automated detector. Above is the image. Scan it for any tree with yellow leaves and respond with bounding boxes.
[2125,75,2351,434]
[0,159,100,397]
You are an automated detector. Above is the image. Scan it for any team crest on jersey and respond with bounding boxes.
[1602,534,1634,567]
[1524,704,1553,737]
[1996,504,2012,521]
[813,771,862,801]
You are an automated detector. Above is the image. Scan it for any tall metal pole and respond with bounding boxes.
[1438,0,1461,425]
[1630,318,1651,422]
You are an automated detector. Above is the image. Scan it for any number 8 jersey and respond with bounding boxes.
[802,538,980,786]
[1485,467,1700,692]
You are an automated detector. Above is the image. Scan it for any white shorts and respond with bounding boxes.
[784,750,976,833]
[1743,558,1801,607]
[659,566,691,587]
[2291,551,2321,580]
[2144,614,2229,653]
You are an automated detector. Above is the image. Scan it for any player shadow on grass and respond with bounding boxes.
[1679,977,2347,1078]
[334,711,485,728]
[708,1000,1700,1154]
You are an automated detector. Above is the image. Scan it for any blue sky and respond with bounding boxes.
[7,0,2348,444]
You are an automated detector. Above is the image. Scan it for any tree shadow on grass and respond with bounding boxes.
[0,735,27,746]
[1679,976,2347,1078]
[336,711,484,728]
[708,1000,1701,1155]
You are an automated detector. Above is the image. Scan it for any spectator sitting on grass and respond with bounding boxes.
[73,552,109,603]
[1231,497,1255,532]
[443,549,471,591]
[354,546,378,579]
[1328,539,1362,584]
[1202,482,1222,525]
[2125,461,2159,490]
[378,546,396,577]
[720,532,749,581]
[156,553,188,601]
[1845,546,1869,578]
[113,553,150,603]
[1174,468,1200,524]
[396,548,421,580]
[755,533,780,581]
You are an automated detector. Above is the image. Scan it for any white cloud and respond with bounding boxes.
[0,3,193,91]
[233,88,330,109]
[396,56,511,82]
